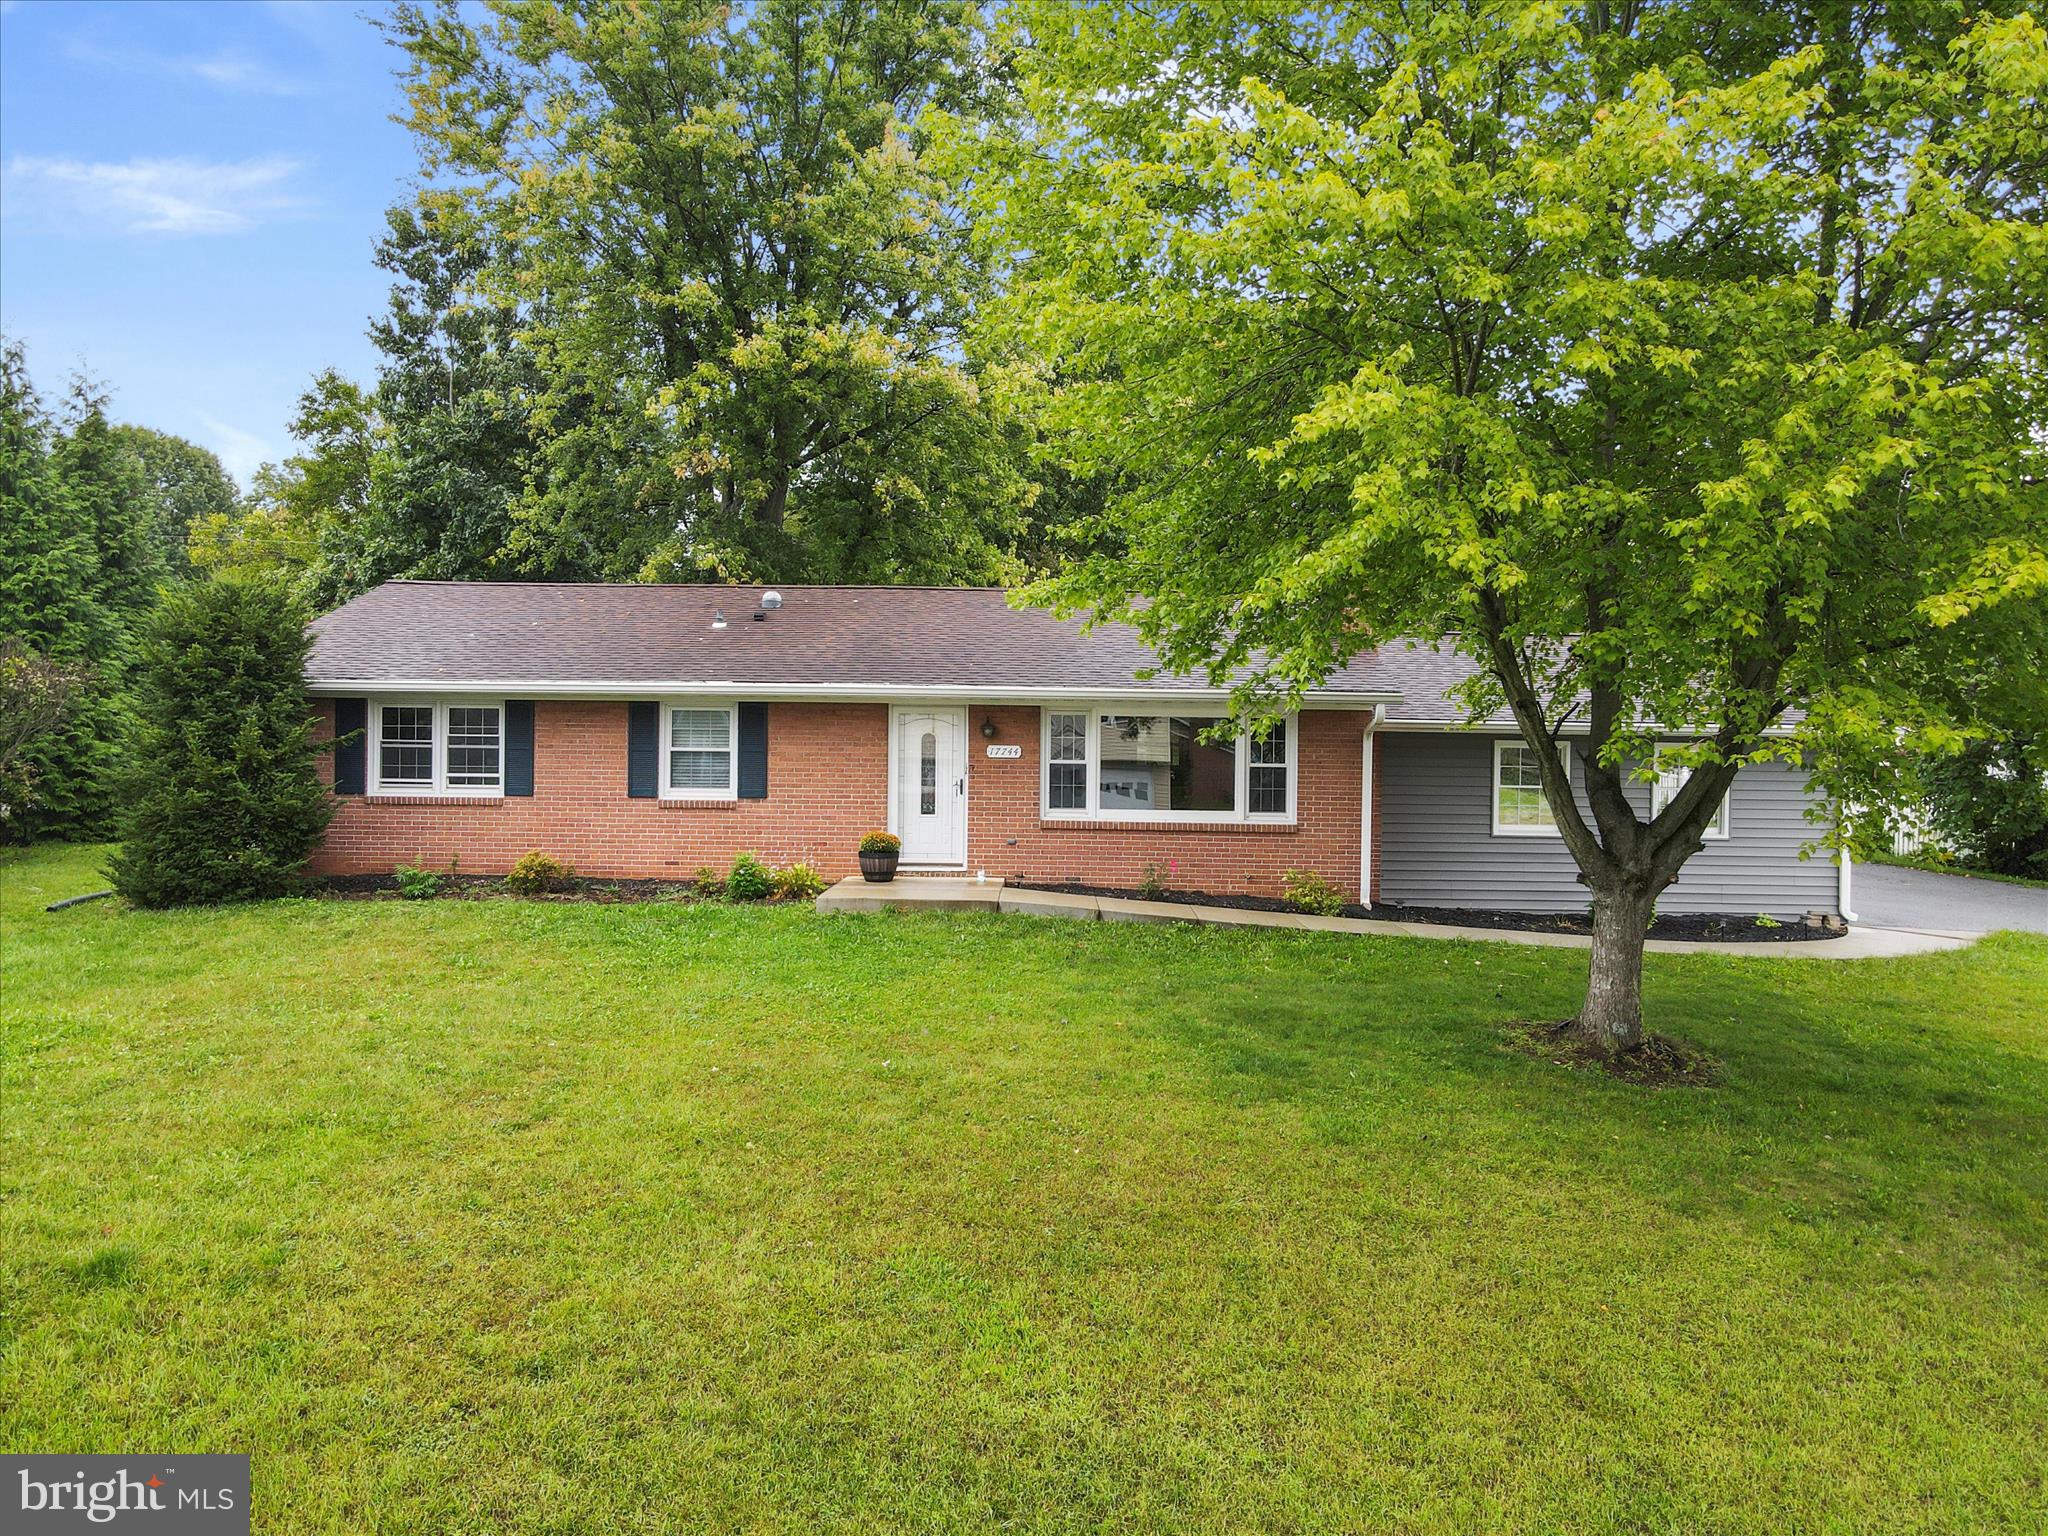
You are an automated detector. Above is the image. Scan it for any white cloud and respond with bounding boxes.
[193,413,276,488]
[4,154,311,236]
[63,39,311,96]
[178,49,309,97]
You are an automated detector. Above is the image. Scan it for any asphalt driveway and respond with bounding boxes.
[1855,863,2048,935]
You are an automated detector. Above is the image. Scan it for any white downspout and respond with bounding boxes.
[1359,704,1384,908]
[1838,839,1859,925]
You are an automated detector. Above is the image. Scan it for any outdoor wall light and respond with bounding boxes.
[981,716,999,740]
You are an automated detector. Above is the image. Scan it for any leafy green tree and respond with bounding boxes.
[349,201,552,587]
[969,1,2048,1053]
[0,344,121,840]
[1925,733,2048,878]
[188,371,380,604]
[0,640,92,824]
[109,579,333,907]
[384,0,1038,583]
[110,425,239,578]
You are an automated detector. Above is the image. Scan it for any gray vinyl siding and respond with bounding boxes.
[1377,733,1840,918]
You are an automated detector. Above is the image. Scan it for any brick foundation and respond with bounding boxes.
[312,700,1376,899]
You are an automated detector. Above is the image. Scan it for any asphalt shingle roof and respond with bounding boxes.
[306,580,1494,714]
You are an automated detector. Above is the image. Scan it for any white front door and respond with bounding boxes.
[894,707,967,867]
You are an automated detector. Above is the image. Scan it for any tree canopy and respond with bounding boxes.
[374,0,1045,585]
[959,0,2048,1048]
[109,424,238,579]
[0,346,180,838]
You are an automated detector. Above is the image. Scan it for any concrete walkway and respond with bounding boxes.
[816,877,1978,959]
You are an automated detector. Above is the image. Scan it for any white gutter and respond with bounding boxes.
[1359,703,1385,908]
[304,679,1397,708]
[1377,717,1803,738]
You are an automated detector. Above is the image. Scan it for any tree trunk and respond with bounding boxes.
[1572,883,1656,1054]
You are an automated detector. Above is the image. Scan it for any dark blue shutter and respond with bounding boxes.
[737,703,768,800]
[505,700,535,796]
[627,702,659,798]
[332,698,367,794]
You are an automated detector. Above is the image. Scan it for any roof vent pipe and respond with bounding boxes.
[711,609,727,629]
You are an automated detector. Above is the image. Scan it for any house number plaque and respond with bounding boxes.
[985,744,1022,759]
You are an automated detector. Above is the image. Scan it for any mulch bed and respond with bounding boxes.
[1501,1019,1720,1087]
[1007,881,1841,942]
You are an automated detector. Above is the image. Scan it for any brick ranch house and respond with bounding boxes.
[305,581,1852,920]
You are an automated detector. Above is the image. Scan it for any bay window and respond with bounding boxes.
[371,699,502,795]
[1041,709,1296,822]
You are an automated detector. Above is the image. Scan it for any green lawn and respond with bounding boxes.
[3,844,2045,1534]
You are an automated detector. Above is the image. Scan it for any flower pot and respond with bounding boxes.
[859,851,899,883]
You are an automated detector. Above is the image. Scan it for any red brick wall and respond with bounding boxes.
[311,700,1374,898]
[961,705,1368,899]
[311,700,889,879]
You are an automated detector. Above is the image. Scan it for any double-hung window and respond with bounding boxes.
[1492,739,1569,836]
[1649,745,1731,838]
[1047,711,1088,811]
[665,704,736,799]
[1040,709,1296,822]
[372,699,502,795]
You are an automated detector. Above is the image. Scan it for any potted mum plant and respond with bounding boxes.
[858,829,901,883]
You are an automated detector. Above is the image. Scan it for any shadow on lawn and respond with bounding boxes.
[1121,931,2048,1237]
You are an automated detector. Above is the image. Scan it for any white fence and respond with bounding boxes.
[1889,804,1946,857]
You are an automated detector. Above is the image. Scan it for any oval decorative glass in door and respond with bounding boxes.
[894,708,968,868]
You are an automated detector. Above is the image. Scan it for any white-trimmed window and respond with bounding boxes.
[371,698,503,795]
[665,703,736,799]
[1040,708,1296,823]
[1493,739,1569,836]
[1047,711,1088,811]
[1650,746,1732,839]
[446,706,502,787]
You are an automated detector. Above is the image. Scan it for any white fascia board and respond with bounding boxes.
[306,679,1398,707]
[1377,716,1800,738]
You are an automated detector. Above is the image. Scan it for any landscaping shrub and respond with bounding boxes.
[772,861,826,901]
[725,851,773,901]
[1925,733,2048,879]
[692,865,726,899]
[858,829,900,856]
[107,578,331,906]
[1281,868,1348,916]
[395,863,440,900]
[505,850,576,895]
[1136,861,1167,901]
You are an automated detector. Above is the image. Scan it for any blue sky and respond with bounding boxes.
[1,0,414,486]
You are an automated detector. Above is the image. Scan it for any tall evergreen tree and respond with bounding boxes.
[52,380,167,627]
[0,344,122,840]
[110,578,333,907]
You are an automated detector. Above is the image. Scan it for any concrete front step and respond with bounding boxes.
[816,875,1005,914]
